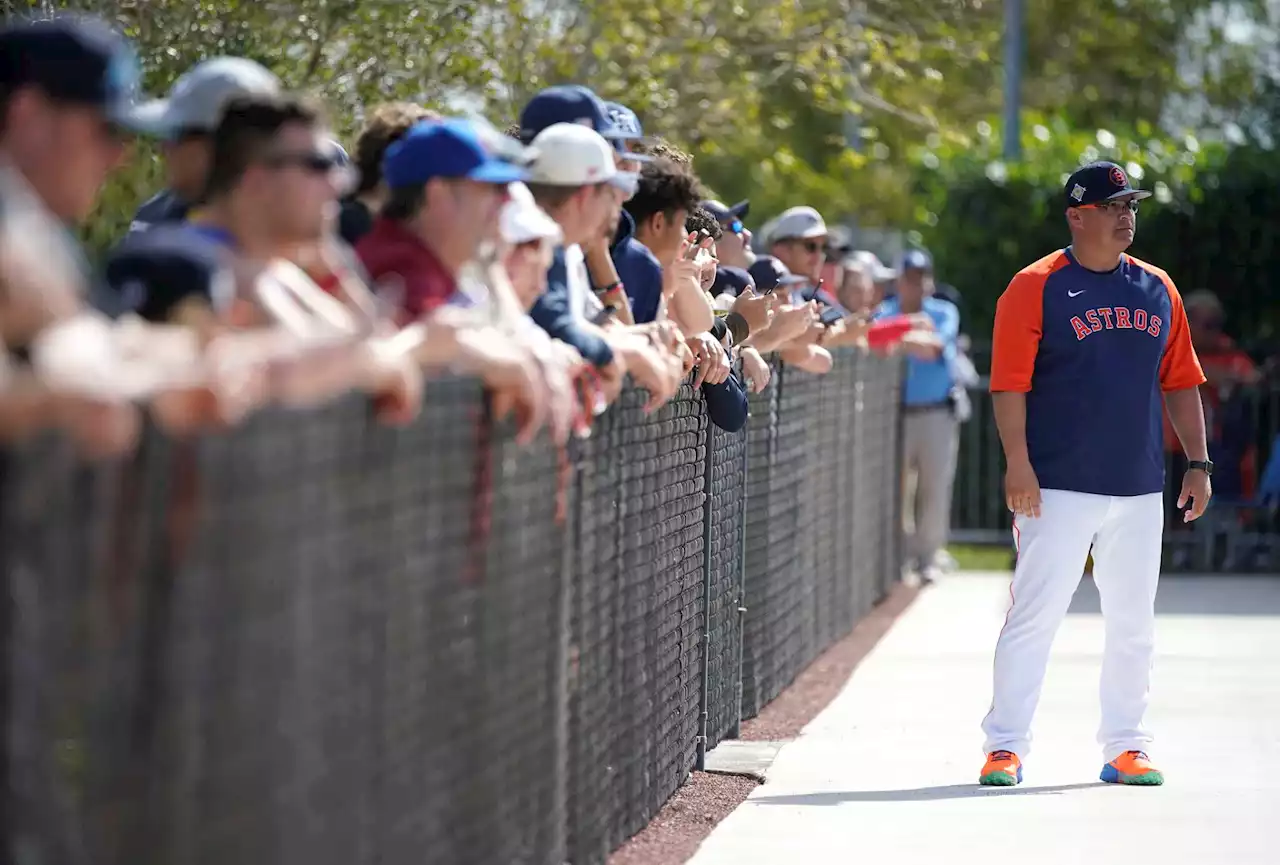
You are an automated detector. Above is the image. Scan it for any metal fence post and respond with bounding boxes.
[696,412,715,771]
[731,420,749,741]
[550,443,575,865]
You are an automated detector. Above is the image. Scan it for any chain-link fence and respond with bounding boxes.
[952,375,1280,572]
[0,348,904,865]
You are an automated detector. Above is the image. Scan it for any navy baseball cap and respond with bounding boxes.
[603,101,653,163]
[104,225,233,319]
[0,15,164,136]
[1064,161,1152,208]
[711,265,755,298]
[702,199,750,224]
[383,119,529,189]
[899,249,932,272]
[748,255,807,293]
[518,85,639,144]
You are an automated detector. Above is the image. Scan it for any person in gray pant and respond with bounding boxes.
[875,250,963,583]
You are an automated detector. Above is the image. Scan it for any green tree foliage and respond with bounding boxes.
[907,112,1280,346]
[8,0,1275,262]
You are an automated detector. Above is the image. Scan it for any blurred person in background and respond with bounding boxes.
[851,250,897,308]
[621,156,712,330]
[519,86,642,325]
[340,101,438,246]
[875,247,962,584]
[702,198,754,269]
[820,224,857,292]
[1162,289,1261,529]
[743,255,828,373]
[127,57,281,235]
[766,206,863,347]
[0,14,176,453]
[709,266,773,393]
[525,122,682,412]
[357,118,522,324]
[130,93,345,327]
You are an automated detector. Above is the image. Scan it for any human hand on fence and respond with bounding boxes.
[740,346,771,394]
[773,300,819,343]
[730,287,772,336]
[53,394,142,459]
[612,336,681,412]
[460,331,546,444]
[686,331,730,388]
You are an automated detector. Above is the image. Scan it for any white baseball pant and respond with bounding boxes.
[981,488,1164,762]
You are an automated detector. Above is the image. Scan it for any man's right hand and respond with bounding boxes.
[730,287,772,335]
[1004,460,1042,519]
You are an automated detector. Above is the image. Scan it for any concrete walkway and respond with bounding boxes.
[691,571,1280,864]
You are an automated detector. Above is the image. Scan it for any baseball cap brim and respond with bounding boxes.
[108,99,178,138]
[468,160,530,184]
[608,170,639,198]
[728,200,749,219]
[1106,188,1152,202]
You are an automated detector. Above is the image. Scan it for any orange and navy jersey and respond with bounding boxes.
[990,248,1206,496]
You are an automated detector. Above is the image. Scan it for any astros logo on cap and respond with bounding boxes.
[1110,166,1127,187]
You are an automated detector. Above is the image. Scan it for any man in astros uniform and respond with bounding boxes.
[980,161,1212,787]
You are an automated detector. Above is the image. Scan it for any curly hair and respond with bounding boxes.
[684,206,723,241]
[629,136,693,166]
[623,157,703,231]
[353,102,440,195]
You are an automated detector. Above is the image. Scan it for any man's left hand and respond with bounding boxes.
[1178,468,1213,522]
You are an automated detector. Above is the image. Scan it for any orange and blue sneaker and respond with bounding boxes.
[979,750,1022,786]
[1100,750,1164,785]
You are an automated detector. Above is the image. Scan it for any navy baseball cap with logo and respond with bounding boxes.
[603,101,653,163]
[383,119,529,189]
[0,15,165,136]
[519,85,640,145]
[748,255,807,294]
[711,265,755,298]
[1064,161,1152,208]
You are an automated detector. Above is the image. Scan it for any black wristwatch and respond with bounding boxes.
[1187,459,1214,475]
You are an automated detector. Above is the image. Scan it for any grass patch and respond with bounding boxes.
[948,543,1015,572]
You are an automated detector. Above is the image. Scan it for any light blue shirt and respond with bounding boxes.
[875,296,959,406]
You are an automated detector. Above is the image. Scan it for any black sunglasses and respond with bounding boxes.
[262,150,342,174]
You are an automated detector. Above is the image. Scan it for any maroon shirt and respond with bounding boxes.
[355,217,457,325]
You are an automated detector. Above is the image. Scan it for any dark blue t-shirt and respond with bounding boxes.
[990,248,1206,497]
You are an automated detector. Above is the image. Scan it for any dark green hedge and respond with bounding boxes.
[909,118,1280,349]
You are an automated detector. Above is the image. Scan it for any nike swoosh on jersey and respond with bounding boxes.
[1067,289,1085,297]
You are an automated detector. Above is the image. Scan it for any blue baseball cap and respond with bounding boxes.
[603,101,654,163]
[518,85,640,144]
[0,15,164,136]
[382,119,529,189]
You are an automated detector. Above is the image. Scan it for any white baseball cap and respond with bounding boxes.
[132,57,281,137]
[500,182,562,246]
[770,205,829,242]
[527,122,639,197]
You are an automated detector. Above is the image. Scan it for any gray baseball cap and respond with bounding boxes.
[132,57,280,137]
[769,205,828,242]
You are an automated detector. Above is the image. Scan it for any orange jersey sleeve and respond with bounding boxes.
[989,270,1047,393]
[1155,273,1207,392]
